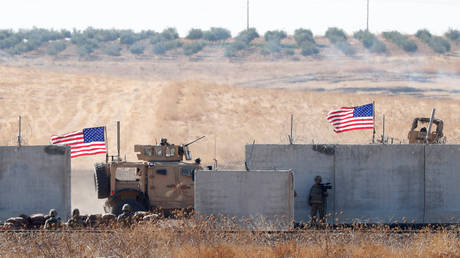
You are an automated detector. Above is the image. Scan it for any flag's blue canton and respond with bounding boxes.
[353,103,373,117]
[83,127,105,143]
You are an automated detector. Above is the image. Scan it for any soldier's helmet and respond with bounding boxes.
[160,138,168,144]
[314,176,322,182]
[122,204,131,212]
[49,209,57,217]
[72,208,80,217]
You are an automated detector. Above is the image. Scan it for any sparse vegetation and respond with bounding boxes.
[186,28,203,40]
[0,27,456,59]
[104,43,122,56]
[382,31,418,53]
[203,27,231,42]
[353,30,386,53]
[183,41,205,56]
[129,42,145,55]
[294,29,319,56]
[445,29,460,44]
[160,28,179,41]
[236,28,259,44]
[0,218,459,257]
[47,41,67,56]
[153,40,183,55]
[416,29,451,54]
[325,27,355,56]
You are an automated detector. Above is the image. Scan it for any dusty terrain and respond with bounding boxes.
[1,39,460,212]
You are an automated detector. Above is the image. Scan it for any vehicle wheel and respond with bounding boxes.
[94,163,110,199]
[112,199,146,216]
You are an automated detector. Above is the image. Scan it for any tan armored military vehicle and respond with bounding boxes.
[94,137,205,215]
[408,118,445,144]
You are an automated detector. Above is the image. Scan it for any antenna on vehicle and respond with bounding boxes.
[184,136,206,146]
[288,114,294,144]
[245,140,255,171]
[17,116,22,147]
[425,108,436,144]
[117,121,121,161]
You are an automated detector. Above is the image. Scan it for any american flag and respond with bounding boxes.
[327,103,374,133]
[51,126,107,158]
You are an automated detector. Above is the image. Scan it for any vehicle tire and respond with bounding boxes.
[112,199,146,216]
[94,163,110,199]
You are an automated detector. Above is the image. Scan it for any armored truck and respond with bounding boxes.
[94,137,204,215]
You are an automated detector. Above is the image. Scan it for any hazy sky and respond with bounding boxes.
[0,0,458,36]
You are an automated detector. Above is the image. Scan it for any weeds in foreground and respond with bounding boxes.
[1,214,459,257]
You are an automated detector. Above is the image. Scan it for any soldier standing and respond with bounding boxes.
[308,176,328,223]
[117,204,133,227]
[44,209,61,230]
[67,208,86,229]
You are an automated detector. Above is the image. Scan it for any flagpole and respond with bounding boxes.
[372,101,376,144]
[104,126,109,163]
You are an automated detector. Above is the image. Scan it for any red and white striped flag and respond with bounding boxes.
[51,126,107,158]
[327,103,374,133]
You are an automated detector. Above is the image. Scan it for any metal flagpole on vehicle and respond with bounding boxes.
[105,126,109,163]
[372,101,376,143]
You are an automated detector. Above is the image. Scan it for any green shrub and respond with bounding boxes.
[300,41,319,56]
[416,29,451,54]
[186,29,203,40]
[325,27,355,55]
[47,41,66,56]
[224,46,237,58]
[335,41,356,56]
[325,27,347,43]
[0,34,22,49]
[260,48,270,56]
[264,30,287,43]
[353,30,386,53]
[7,41,38,55]
[129,42,145,55]
[77,44,94,56]
[265,39,282,53]
[445,29,460,44]
[183,41,205,55]
[236,28,259,44]
[153,40,182,55]
[160,28,179,41]
[294,28,315,45]
[382,31,417,52]
[203,27,231,42]
[284,48,295,56]
[428,36,451,53]
[120,30,138,45]
[416,29,432,42]
[149,33,163,45]
[104,43,122,56]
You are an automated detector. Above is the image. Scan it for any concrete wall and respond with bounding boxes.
[247,144,334,222]
[195,170,294,230]
[425,145,460,223]
[0,146,71,220]
[247,144,460,224]
[334,145,425,223]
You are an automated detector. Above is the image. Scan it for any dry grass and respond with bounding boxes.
[1,218,459,257]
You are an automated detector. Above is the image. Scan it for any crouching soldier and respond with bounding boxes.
[117,204,133,227]
[44,209,61,230]
[67,208,86,229]
[308,176,328,224]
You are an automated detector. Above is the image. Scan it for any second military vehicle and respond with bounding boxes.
[94,137,205,215]
[408,117,445,144]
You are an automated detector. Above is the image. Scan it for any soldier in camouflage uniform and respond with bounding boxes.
[44,209,61,229]
[117,204,133,227]
[308,176,328,223]
[67,208,86,229]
